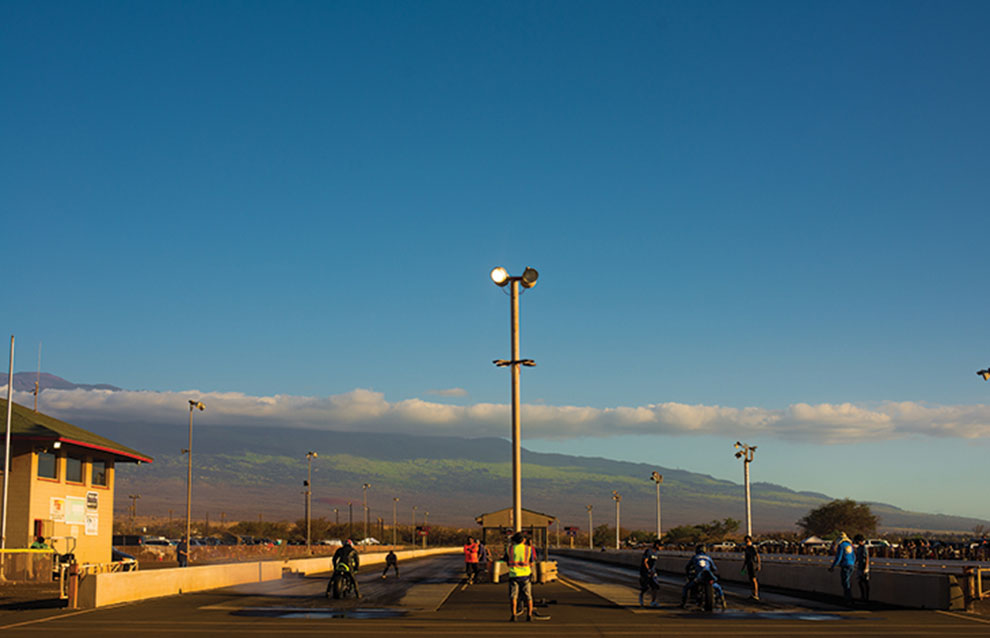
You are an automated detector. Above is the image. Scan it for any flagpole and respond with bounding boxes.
[1,336,15,579]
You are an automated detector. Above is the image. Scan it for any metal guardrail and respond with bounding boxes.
[78,560,139,575]
[976,567,990,600]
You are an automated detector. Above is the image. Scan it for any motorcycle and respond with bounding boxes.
[327,561,356,599]
[686,569,726,611]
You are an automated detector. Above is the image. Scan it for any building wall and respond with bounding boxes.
[1,445,34,548]
[21,443,117,565]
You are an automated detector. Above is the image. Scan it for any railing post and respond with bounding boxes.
[67,561,79,609]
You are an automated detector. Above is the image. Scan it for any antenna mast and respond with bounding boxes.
[34,342,42,412]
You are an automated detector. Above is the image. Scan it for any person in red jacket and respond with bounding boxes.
[463,536,480,583]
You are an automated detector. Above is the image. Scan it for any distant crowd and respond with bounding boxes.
[665,537,990,562]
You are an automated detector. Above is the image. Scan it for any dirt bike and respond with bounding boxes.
[327,561,356,599]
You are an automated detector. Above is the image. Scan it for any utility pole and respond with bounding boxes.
[489,266,539,533]
[128,494,141,521]
[586,505,593,550]
[392,497,399,546]
[612,491,621,550]
[651,471,663,541]
[734,442,758,536]
[305,452,317,552]
[362,483,371,540]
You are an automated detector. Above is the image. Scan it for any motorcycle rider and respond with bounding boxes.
[680,544,719,608]
[331,539,361,599]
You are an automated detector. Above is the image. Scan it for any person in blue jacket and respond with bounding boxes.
[680,545,719,608]
[828,532,855,605]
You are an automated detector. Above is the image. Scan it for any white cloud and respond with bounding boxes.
[427,387,469,397]
[4,385,990,444]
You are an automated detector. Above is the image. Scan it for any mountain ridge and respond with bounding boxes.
[8,375,986,533]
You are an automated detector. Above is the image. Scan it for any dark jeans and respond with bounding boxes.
[839,565,853,603]
[857,572,870,601]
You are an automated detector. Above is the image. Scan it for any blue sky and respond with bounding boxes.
[3,1,989,524]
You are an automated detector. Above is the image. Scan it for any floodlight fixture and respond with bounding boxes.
[978,368,990,381]
[490,267,510,286]
[53,440,62,450]
[520,267,539,288]
[189,400,205,411]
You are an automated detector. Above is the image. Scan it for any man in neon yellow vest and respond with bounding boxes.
[505,532,548,621]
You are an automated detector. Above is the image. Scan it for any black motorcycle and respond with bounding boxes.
[326,561,356,599]
[686,569,726,611]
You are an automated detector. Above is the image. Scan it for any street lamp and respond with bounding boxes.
[490,265,539,532]
[586,505,593,550]
[305,451,318,552]
[651,471,663,541]
[184,400,205,566]
[612,490,622,550]
[128,494,141,522]
[362,483,371,540]
[978,367,990,381]
[734,442,757,537]
[423,511,429,548]
[412,506,417,544]
[392,497,399,546]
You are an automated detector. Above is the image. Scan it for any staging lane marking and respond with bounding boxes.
[0,608,98,630]
[936,610,990,625]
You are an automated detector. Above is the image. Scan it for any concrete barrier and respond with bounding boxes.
[78,560,283,608]
[77,546,461,608]
[283,546,460,576]
[552,549,964,611]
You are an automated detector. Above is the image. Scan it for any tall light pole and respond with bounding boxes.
[392,497,399,546]
[650,471,663,541]
[586,505,593,550]
[411,506,417,544]
[2,335,15,566]
[333,507,339,526]
[734,442,757,537]
[490,266,539,533]
[128,494,141,522]
[184,400,205,565]
[362,483,371,540]
[612,491,621,550]
[305,451,318,551]
[423,511,429,548]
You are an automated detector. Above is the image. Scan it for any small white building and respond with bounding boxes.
[1,399,152,565]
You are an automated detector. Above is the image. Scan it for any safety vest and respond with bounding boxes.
[507,542,534,578]
[464,542,479,563]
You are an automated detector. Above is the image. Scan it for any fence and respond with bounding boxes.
[0,549,54,582]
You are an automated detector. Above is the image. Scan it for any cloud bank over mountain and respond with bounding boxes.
[7,385,990,445]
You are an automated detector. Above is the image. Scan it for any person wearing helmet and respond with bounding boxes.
[332,539,361,598]
[680,545,718,608]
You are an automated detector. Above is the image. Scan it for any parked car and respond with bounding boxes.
[111,547,138,571]
[356,537,381,545]
[710,541,736,552]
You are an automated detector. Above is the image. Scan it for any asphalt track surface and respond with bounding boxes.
[1,554,988,637]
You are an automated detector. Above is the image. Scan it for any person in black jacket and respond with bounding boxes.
[332,539,361,598]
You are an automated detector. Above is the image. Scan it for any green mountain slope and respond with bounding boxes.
[98,422,988,534]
